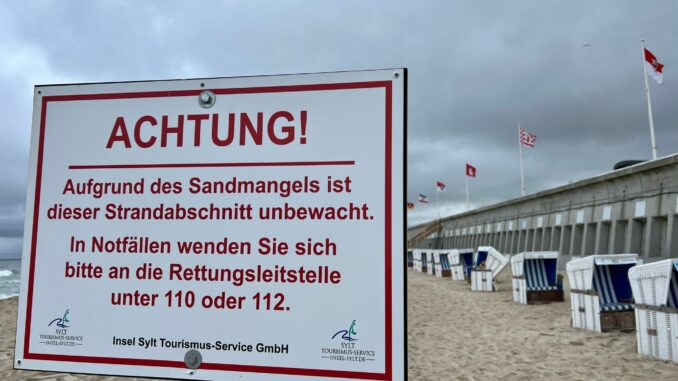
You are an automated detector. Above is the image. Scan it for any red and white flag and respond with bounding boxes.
[644,48,664,85]
[435,181,446,192]
[519,128,537,148]
[465,163,476,177]
[418,194,429,203]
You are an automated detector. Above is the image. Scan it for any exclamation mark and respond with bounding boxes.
[300,110,307,144]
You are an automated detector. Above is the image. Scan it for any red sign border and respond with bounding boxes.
[21,80,396,380]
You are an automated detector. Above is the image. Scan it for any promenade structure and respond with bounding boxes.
[410,154,678,268]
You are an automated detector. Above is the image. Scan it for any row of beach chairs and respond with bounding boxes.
[407,247,678,365]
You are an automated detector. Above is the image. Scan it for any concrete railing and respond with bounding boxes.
[411,154,678,268]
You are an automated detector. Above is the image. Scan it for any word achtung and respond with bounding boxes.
[105,111,308,148]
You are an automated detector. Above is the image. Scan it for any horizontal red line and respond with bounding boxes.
[69,160,355,170]
[25,353,388,380]
[43,81,391,102]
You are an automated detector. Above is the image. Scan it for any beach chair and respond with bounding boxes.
[449,249,474,281]
[628,258,678,364]
[566,254,639,332]
[413,250,424,272]
[426,251,436,275]
[511,251,564,304]
[407,250,414,267]
[419,250,428,273]
[471,246,509,292]
[433,251,452,277]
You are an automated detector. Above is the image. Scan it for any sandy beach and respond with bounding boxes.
[407,269,678,380]
[2,271,677,380]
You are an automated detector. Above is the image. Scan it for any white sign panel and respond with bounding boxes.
[635,200,646,218]
[15,70,406,381]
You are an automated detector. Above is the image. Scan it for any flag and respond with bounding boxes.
[465,163,476,177]
[519,128,537,148]
[418,194,429,203]
[435,181,446,192]
[407,202,414,209]
[644,48,664,85]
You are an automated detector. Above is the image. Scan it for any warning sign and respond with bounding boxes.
[15,69,406,380]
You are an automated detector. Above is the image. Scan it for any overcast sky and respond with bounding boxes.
[1,1,677,258]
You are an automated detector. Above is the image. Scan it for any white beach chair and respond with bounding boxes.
[417,250,429,273]
[628,258,678,364]
[566,254,639,332]
[511,252,564,304]
[433,251,452,278]
[413,250,423,272]
[449,248,475,281]
[471,246,509,292]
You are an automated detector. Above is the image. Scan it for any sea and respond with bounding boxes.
[0,258,21,300]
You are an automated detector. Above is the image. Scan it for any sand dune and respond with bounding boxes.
[2,270,677,380]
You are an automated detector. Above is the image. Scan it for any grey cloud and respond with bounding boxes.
[0,0,677,234]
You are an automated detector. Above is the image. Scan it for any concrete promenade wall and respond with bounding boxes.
[411,154,678,267]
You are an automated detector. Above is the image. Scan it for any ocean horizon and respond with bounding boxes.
[0,258,21,300]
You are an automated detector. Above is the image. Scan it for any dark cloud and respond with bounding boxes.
[0,0,677,233]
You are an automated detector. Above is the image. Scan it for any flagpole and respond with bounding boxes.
[435,185,441,220]
[641,39,658,160]
[518,123,526,196]
[465,171,470,210]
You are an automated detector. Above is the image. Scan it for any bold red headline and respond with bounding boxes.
[106,111,308,148]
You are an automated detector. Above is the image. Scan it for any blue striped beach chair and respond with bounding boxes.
[511,252,563,304]
[592,263,634,312]
[434,251,451,277]
[567,254,638,332]
[629,258,678,364]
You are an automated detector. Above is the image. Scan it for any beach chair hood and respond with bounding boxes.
[629,258,678,308]
[567,254,638,291]
[476,246,508,278]
[628,258,678,363]
[511,251,559,288]
[449,248,473,265]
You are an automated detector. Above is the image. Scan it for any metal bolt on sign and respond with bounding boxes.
[184,349,202,369]
[198,90,215,108]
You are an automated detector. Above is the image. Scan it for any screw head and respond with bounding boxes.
[184,349,202,369]
[198,90,215,108]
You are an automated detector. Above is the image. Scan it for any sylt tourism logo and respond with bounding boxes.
[49,308,70,329]
[38,308,84,348]
[332,319,358,342]
[321,320,376,364]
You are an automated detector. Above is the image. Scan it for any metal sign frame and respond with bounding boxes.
[15,69,407,381]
